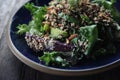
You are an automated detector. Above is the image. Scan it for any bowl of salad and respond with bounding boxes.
[6,0,120,76]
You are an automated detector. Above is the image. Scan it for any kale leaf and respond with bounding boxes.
[80,25,98,55]
[17,3,47,35]
[39,51,69,67]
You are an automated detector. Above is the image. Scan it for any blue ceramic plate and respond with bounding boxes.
[6,0,120,76]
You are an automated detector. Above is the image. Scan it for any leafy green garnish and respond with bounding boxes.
[93,43,116,58]
[17,24,29,35]
[68,15,80,25]
[33,6,47,27]
[68,0,80,8]
[24,3,39,14]
[72,37,79,47]
[80,14,90,21]
[39,52,58,65]
[58,13,79,25]
[80,14,92,24]
[50,28,68,39]
[43,24,50,33]
[39,52,69,67]
[17,3,47,35]
[95,48,107,56]
[80,25,98,55]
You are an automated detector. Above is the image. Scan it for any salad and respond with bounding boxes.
[17,0,120,67]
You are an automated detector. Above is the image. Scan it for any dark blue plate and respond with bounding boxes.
[6,0,120,76]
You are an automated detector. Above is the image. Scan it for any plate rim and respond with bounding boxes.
[6,1,120,76]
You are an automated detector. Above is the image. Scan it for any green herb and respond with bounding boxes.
[17,24,29,35]
[17,0,120,68]
[80,14,90,23]
[106,43,116,54]
[17,3,47,35]
[50,28,68,39]
[24,3,39,14]
[93,43,116,57]
[33,6,47,26]
[68,0,80,8]
[43,24,50,33]
[68,15,80,25]
[39,52,58,65]
[95,48,107,56]
[72,37,79,47]
[39,51,69,67]
[80,25,98,55]
[58,12,79,25]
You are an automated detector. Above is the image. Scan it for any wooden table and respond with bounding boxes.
[0,0,120,80]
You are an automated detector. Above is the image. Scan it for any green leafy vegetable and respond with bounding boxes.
[17,24,29,35]
[50,28,68,39]
[39,52,69,67]
[72,37,79,47]
[80,14,90,23]
[43,24,50,33]
[58,13,79,25]
[68,0,80,8]
[33,6,47,26]
[17,3,47,35]
[93,43,116,57]
[68,15,80,25]
[24,3,39,14]
[17,0,120,68]
[39,52,58,65]
[95,48,107,56]
[80,25,98,55]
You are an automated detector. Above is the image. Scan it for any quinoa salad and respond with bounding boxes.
[17,0,120,67]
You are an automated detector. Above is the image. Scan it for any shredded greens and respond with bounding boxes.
[17,3,47,35]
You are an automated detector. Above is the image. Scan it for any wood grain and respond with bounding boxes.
[0,31,22,80]
[0,0,28,39]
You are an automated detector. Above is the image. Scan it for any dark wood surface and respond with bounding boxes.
[0,0,120,80]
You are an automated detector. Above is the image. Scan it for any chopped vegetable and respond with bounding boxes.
[17,0,120,68]
[17,24,29,35]
[80,25,98,55]
[50,28,68,39]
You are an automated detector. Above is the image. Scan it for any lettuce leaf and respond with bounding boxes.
[17,3,47,35]
[50,28,68,39]
[80,25,98,55]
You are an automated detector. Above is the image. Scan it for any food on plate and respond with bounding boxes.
[17,0,120,67]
